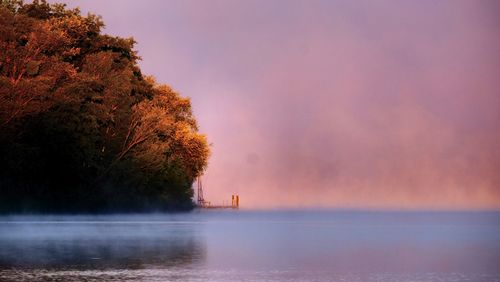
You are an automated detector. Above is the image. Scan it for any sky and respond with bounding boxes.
[52,0,500,210]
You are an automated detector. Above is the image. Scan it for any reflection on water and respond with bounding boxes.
[0,211,500,281]
[0,215,205,270]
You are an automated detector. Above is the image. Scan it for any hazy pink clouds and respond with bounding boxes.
[52,0,500,209]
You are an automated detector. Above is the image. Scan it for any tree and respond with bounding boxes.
[0,0,210,212]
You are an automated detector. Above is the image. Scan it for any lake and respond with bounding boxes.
[1,211,499,281]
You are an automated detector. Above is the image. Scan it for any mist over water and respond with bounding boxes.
[0,215,204,269]
[1,211,499,281]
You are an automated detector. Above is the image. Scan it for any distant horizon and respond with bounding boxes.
[2,206,500,215]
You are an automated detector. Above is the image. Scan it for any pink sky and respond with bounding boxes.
[53,0,500,209]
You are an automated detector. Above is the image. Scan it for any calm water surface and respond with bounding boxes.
[0,211,499,281]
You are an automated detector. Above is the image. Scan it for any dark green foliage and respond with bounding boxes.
[0,0,210,213]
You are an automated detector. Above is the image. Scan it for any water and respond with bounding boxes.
[0,211,499,281]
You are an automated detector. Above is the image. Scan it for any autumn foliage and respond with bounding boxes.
[0,0,210,212]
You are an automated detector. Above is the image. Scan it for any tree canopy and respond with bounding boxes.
[0,0,210,212]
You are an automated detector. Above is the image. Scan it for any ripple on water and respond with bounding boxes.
[1,269,500,282]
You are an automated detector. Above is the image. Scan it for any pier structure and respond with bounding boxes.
[196,177,239,209]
